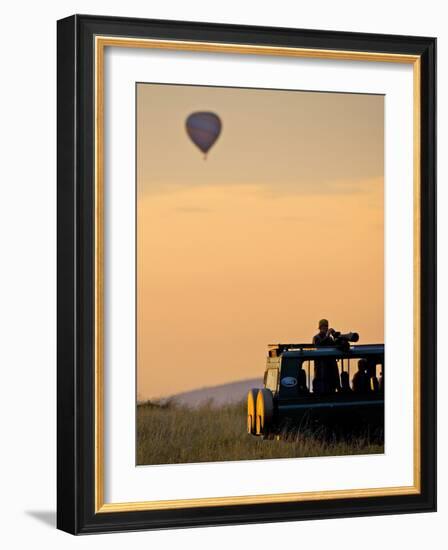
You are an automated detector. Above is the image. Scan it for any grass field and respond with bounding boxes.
[137,400,384,465]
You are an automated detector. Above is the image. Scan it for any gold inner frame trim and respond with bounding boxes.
[94,35,421,513]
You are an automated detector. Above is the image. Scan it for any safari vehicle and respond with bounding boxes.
[247,335,384,438]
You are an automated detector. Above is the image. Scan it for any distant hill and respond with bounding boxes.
[164,378,263,408]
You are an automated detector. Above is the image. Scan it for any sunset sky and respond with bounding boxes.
[137,83,384,400]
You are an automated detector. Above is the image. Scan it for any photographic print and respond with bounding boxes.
[58,16,436,533]
[136,83,385,466]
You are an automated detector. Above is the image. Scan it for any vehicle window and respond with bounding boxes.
[303,359,351,392]
[265,368,278,392]
[302,360,313,390]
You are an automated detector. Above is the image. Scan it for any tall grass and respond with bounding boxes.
[137,400,384,465]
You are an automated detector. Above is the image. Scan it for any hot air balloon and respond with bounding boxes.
[185,112,222,159]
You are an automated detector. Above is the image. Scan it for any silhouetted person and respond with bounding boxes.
[340,370,352,392]
[312,318,336,347]
[379,369,384,392]
[352,359,370,393]
[312,319,341,393]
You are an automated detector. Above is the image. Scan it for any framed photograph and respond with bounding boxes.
[57,14,436,534]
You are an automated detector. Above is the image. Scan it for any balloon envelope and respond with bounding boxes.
[185,112,222,155]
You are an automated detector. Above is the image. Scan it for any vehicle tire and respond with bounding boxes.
[256,388,274,436]
[247,388,259,435]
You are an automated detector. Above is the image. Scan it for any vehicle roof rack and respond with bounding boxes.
[268,343,384,358]
[268,343,316,356]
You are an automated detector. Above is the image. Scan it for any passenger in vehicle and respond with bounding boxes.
[312,319,341,393]
[312,318,336,346]
[340,369,351,392]
[379,369,384,392]
[352,359,370,393]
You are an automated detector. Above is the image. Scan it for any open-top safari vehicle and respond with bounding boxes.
[247,334,384,438]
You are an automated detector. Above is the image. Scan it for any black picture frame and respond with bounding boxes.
[57,14,436,534]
